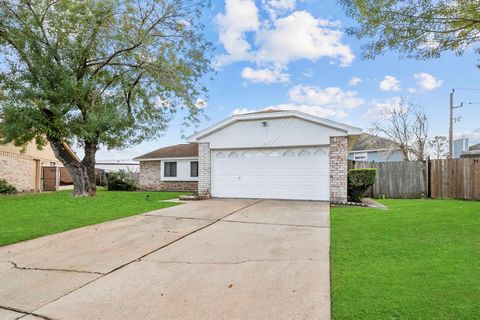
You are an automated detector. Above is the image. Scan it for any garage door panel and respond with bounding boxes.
[212,147,330,201]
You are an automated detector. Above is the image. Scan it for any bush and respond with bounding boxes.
[0,179,17,194]
[106,171,138,191]
[348,168,377,202]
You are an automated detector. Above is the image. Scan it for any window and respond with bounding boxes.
[164,162,177,177]
[353,153,368,161]
[190,161,199,177]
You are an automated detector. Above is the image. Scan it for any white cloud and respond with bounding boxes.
[408,87,417,93]
[366,96,403,120]
[231,83,364,119]
[455,129,480,143]
[379,75,401,91]
[262,0,296,19]
[241,67,290,83]
[231,104,348,119]
[288,85,364,109]
[256,11,354,67]
[214,0,259,66]
[414,73,443,91]
[215,3,354,70]
[348,77,362,86]
[232,108,257,115]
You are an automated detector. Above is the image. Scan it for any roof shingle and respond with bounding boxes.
[134,144,198,160]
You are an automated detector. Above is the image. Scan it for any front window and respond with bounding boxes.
[190,161,198,177]
[164,162,177,177]
[353,152,368,161]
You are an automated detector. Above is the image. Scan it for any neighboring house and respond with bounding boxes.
[348,133,404,162]
[136,110,362,202]
[134,144,199,192]
[0,142,62,192]
[95,159,140,172]
[453,137,469,158]
[460,142,480,158]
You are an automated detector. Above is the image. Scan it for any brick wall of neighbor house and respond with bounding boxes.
[0,151,35,192]
[330,136,348,203]
[139,161,198,192]
[198,142,211,196]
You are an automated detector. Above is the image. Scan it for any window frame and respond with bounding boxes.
[164,161,177,177]
[190,161,199,177]
[353,152,368,161]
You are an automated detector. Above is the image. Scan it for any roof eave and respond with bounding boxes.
[187,111,362,142]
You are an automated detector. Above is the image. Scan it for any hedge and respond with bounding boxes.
[347,168,377,202]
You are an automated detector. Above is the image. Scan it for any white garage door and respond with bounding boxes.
[212,147,330,201]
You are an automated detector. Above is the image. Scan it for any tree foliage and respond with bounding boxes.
[0,0,212,196]
[340,0,480,60]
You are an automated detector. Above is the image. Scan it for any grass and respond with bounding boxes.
[330,199,480,320]
[0,189,187,246]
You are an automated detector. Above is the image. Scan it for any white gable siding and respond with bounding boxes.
[197,117,346,149]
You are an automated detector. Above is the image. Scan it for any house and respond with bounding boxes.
[348,133,404,162]
[135,143,199,192]
[460,142,480,158]
[136,110,362,202]
[0,142,62,192]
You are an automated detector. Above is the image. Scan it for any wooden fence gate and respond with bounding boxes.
[429,158,480,200]
[42,166,58,191]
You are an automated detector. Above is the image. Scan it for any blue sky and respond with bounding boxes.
[97,0,480,160]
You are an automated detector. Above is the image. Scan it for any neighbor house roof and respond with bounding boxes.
[134,144,198,161]
[469,143,480,151]
[349,133,397,152]
[187,110,362,142]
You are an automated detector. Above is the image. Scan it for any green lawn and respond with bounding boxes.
[331,199,480,319]
[0,189,187,246]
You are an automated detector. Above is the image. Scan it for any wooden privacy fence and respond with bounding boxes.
[348,158,480,200]
[348,160,427,199]
[430,158,480,200]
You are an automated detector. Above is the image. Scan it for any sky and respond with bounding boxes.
[96,0,480,160]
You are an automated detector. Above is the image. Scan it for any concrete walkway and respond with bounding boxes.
[0,199,330,320]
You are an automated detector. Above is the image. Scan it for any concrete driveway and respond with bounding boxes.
[0,199,330,320]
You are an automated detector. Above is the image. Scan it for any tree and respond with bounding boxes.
[339,0,480,60]
[0,0,212,196]
[371,98,429,161]
[428,135,449,159]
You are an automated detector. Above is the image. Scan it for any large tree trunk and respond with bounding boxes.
[48,139,97,196]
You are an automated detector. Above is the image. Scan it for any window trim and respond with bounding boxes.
[164,161,177,177]
[353,152,368,161]
[190,161,199,177]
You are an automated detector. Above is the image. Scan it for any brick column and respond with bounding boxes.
[198,142,211,197]
[330,136,348,203]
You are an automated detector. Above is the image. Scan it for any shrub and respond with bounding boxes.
[0,179,17,194]
[106,171,139,191]
[348,168,377,202]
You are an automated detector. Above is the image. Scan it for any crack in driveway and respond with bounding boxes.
[9,261,105,275]
[25,199,264,316]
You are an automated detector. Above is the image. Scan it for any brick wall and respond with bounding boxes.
[138,160,198,192]
[198,142,211,196]
[330,136,348,202]
[0,151,35,192]
[139,161,162,190]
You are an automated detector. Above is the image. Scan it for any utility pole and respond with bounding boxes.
[449,89,454,158]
